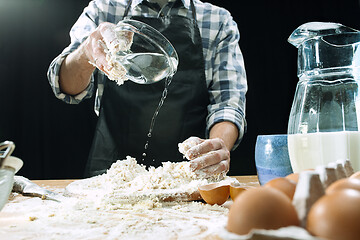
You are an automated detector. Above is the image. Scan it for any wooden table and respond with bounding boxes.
[32,175,259,190]
[0,176,260,240]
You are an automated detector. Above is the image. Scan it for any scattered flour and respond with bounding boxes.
[1,156,244,239]
[1,196,231,240]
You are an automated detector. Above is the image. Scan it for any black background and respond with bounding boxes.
[1,0,360,179]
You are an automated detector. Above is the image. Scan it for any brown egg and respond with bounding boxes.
[285,169,314,183]
[265,177,297,200]
[307,189,360,240]
[198,183,230,205]
[227,187,300,235]
[326,177,360,195]
[350,171,360,179]
[285,173,299,183]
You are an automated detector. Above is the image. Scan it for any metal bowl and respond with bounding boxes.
[0,141,23,211]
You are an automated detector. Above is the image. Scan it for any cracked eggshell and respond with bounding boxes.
[198,183,230,205]
[229,183,252,201]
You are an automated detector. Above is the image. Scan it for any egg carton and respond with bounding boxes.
[292,159,354,227]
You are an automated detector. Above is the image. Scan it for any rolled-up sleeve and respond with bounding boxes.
[47,1,100,104]
[205,11,247,150]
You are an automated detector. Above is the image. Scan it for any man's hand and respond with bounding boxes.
[179,121,239,177]
[59,22,133,95]
[82,22,119,75]
[180,136,230,176]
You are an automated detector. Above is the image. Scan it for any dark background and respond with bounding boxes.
[1,0,360,179]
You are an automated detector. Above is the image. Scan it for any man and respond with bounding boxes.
[47,0,247,177]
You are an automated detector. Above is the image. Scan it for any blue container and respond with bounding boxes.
[255,134,293,185]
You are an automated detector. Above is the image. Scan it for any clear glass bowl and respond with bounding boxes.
[111,19,179,84]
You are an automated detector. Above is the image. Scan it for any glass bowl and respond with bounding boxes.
[110,19,179,84]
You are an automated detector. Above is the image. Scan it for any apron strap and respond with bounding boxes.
[162,0,197,22]
[123,0,197,22]
[159,0,177,17]
[189,0,197,24]
[123,0,133,18]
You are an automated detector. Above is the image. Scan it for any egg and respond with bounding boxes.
[307,189,360,240]
[285,169,314,183]
[198,183,230,205]
[350,171,360,179]
[229,183,248,201]
[227,187,300,235]
[326,177,360,195]
[265,177,297,200]
[285,173,299,183]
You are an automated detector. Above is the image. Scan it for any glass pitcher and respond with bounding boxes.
[287,22,360,173]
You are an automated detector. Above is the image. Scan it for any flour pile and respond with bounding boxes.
[66,156,237,209]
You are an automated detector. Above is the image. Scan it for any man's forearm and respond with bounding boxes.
[59,43,95,96]
[209,121,239,151]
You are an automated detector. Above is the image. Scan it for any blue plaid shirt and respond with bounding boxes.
[47,0,247,149]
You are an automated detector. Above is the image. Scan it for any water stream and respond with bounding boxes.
[141,76,172,162]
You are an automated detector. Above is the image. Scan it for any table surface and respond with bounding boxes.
[0,176,260,240]
[32,175,259,189]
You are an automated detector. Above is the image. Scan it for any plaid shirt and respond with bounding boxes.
[47,0,247,149]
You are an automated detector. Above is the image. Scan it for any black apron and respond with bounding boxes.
[85,0,209,177]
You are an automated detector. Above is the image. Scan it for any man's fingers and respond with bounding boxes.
[100,22,117,49]
[190,149,230,171]
[196,160,230,176]
[178,137,203,158]
[187,138,224,160]
[84,27,112,72]
[100,22,134,53]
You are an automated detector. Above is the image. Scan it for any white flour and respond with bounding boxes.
[0,156,242,239]
[1,195,230,240]
[66,156,237,208]
[1,156,318,240]
[1,195,317,240]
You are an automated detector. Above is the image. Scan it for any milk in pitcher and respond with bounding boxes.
[288,131,360,172]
